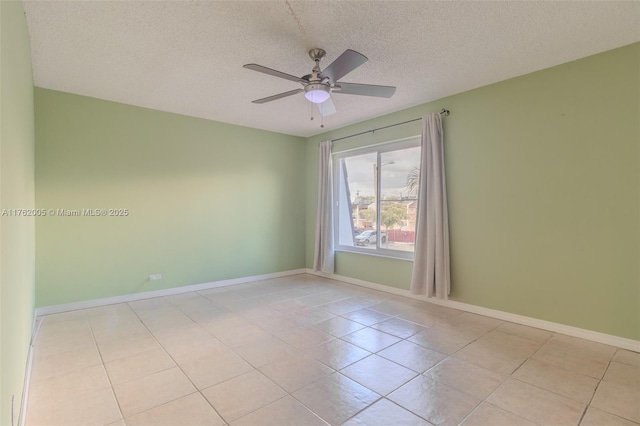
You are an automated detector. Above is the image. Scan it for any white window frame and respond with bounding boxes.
[332,136,421,261]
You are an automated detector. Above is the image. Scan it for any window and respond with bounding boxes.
[333,137,421,259]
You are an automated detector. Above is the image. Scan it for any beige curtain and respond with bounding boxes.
[313,140,335,273]
[410,114,450,298]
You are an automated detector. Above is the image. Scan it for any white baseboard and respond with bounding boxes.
[306,269,640,352]
[33,267,639,352]
[35,269,307,317]
[18,313,42,426]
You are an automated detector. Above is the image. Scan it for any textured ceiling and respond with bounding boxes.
[24,1,640,137]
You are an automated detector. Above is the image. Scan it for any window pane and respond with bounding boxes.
[379,146,421,252]
[337,152,377,249]
[334,138,421,259]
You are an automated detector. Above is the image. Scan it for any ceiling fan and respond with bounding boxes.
[243,48,396,116]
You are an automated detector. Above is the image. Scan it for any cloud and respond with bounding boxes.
[341,146,420,198]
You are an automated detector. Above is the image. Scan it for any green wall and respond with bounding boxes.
[35,89,306,306]
[306,43,640,340]
[0,1,36,424]
[0,5,634,424]
[33,42,640,343]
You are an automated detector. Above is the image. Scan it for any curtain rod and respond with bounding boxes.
[331,108,450,143]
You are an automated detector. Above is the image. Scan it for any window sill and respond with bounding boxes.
[335,247,415,262]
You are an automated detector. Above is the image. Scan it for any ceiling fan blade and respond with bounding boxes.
[332,82,396,98]
[243,64,307,84]
[319,49,368,83]
[316,97,336,117]
[251,88,304,104]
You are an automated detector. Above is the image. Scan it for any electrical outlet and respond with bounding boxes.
[149,273,162,281]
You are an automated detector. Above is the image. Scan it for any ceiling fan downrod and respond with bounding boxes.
[308,48,326,79]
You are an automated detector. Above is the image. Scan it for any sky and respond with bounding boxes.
[343,145,421,199]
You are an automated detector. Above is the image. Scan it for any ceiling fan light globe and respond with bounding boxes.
[305,90,330,104]
[304,84,331,104]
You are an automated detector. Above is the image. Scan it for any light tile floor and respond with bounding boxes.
[25,274,640,426]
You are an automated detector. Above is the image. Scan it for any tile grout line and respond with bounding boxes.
[436,325,555,426]
[576,357,613,426]
[157,290,335,425]
[476,332,560,424]
[194,283,395,424]
[84,309,127,424]
[30,277,637,426]
[30,312,127,422]
[522,334,614,406]
[198,299,358,424]
[298,305,468,424]
[123,300,230,423]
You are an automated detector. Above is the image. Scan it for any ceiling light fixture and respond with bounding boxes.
[304,83,330,104]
